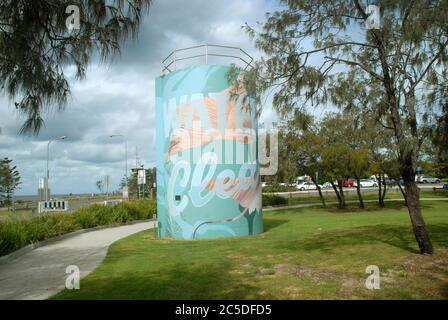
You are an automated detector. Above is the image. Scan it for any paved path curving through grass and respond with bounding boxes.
[1,198,447,300]
[0,220,155,300]
[53,201,448,300]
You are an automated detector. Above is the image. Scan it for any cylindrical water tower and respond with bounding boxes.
[155,44,263,240]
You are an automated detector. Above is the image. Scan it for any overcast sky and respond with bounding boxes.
[0,0,281,196]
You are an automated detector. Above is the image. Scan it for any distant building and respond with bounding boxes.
[37,177,49,201]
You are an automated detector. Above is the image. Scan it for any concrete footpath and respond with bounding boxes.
[0,220,155,300]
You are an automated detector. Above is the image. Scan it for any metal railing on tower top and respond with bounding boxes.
[161,44,254,74]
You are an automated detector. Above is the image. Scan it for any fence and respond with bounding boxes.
[161,44,253,74]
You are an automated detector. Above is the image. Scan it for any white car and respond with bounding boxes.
[278,182,296,187]
[417,176,440,184]
[358,179,378,188]
[296,182,322,191]
[322,182,333,189]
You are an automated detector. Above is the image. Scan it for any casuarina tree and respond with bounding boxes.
[0,0,152,134]
[0,158,21,207]
[236,0,447,254]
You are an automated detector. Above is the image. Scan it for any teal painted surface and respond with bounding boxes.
[156,65,263,239]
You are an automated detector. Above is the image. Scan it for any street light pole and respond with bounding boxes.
[125,139,128,186]
[109,134,128,198]
[46,135,66,201]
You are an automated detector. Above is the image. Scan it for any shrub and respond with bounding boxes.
[262,195,288,206]
[262,185,297,193]
[125,199,156,220]
[111,204,131,223]
[74,206,98,229]
[48,213,79,234]
[90,204,112,226]
[0,199,156,257]
[0,220,27,255]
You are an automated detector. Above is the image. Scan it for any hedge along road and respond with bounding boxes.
[264,184,446,198]
[263,197,448,211]
[0,220,155,300]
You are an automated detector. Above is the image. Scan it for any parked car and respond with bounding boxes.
[384,178,397,186]
[417,176,441,184]
[322,182,333,189]
[296,182,322,191]
[277,182,296,188]
[358,179,379,188]
[342,179,357,187]
[443,182,448,190]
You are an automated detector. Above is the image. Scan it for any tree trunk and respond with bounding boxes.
[381,177,387,205]
[337,180,346,209]
[331,181,343,208]
[377,174,384,207]
[397,181,407,206]
[312,177,326,207]
[355,177,364,208]
[402,165,434,254]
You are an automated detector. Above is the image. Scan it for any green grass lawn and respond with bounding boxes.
[54,201,448,300]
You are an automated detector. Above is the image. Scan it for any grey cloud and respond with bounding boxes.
[0,0,276,195]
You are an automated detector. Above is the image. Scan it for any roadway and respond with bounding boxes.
[263,184,445,198]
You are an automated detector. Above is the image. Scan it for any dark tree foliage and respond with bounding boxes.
[120,167,156,199]
[0,0,151,134]
[430,94,448,177]
[0,157,21,206]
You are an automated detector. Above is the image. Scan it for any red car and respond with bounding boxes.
[342,179,357,187]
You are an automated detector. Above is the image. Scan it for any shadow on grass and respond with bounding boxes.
[55,260,268,300]
[323,204,406,213]
[277,223,448,254]
[263,218,289,232]
[315,201,438,213]
[441,283,448,299]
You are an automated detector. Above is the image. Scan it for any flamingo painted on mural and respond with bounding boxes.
[166,94,254,158]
